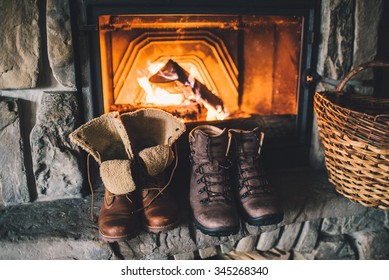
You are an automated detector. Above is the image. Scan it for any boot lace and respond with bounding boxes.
[87,152,135,222]
[194,159,234,204]
[237,154,273,199]
[87,152,100,223]
[234,131,273,199]
[138,141,179,210]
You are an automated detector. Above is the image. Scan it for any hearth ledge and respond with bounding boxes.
[0,167,387,260]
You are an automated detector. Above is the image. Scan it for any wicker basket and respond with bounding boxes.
[314,61,389,210]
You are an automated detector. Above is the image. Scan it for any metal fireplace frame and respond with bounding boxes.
[78,0,321,167]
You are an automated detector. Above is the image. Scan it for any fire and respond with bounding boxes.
[137,76,185,105]
[204,103,229,121]
[147,62,168,76]
[136,60,229,121]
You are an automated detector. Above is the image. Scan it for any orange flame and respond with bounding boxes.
[137,61,229,121]
[137,76,185,105]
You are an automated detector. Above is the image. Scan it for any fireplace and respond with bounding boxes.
[83,0,320,167]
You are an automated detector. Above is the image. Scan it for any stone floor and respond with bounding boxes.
[0,168,388,260]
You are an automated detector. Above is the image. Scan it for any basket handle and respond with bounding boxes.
[336,61,389,92]
[374,114,389,122]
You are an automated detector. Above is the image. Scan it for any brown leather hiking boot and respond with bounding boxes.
[189,125,240,236]
[99,189,140,242]
[120,109,186,233]
[140,173,180,233]
[70,112,140,242]
[229,128,284,226]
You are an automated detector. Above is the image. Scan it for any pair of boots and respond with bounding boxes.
[189,125,283,236]
[70,109,186,242]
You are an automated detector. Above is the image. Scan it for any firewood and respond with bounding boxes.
[149,59,224,110]
[111,102,207,122]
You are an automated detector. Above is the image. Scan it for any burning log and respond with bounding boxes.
[149,59,224,111]
[111,101,207,122]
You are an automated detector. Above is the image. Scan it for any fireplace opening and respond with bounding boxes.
[85,1,319,166]
[99,14,302,123]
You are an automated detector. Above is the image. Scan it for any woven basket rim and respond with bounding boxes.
[314,92,389,148]
[315,91,389,122]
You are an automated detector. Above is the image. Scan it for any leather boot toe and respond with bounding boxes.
[240,196,284,226]
[142,188,180,233]
[98,190,140,242]
[193,203,240,236]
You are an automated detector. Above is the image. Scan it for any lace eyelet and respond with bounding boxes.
[200,198,209,205]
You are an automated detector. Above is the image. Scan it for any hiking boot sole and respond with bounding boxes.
[193,218,240,236]
[244,212,284,226]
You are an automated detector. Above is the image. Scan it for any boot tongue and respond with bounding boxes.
[199,131,228,161]
[231,129,261,156]
[208,132,228,161]
[192,126,228,160]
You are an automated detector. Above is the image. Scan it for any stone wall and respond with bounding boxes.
[310,0,383,168]
[0,98,29,206]
[0,0,82,206]
[0,0,40,89]
[317,0,382,88]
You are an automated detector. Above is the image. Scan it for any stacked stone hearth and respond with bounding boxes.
[0,0,388,260]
